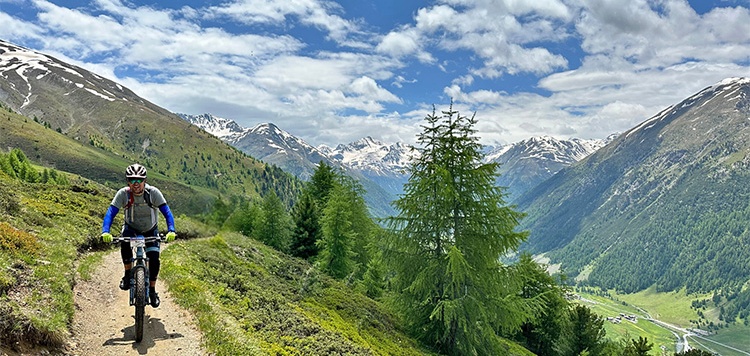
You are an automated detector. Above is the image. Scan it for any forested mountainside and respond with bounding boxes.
[181,114,403,217]
[0,40,301,213]
[517,78,750,318]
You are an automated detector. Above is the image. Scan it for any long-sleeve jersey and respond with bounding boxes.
[102,184,175,234]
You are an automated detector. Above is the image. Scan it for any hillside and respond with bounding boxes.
[517,78,750,302]
[0,40,301,213]
[0,154,534,355]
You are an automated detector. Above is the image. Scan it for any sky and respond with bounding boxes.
[1,0,750,147]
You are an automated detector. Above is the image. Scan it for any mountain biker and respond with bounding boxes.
[100,163,176,308]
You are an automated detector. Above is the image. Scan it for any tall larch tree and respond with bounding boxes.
[383,104,533,355]
[308,160,336,208]
[290,190,321,259]
[317,182,355,279]
[257,191,293,252]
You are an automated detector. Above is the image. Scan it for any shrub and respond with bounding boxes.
[0,222,39,256]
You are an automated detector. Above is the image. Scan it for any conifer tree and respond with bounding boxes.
[0,155,15,178]
[308,161,336,208]
[224,199,260,236]
[622,336,652,356]
[569,304,606,355]
[383,104,531,355]
[210,196,232,227]
[515,253,572,355]
[317,183,355,279]
[41,169,50,184]
[335,175,377,277]
[290,190,321,259]
[361,251,386,298]
[257,191,293,252]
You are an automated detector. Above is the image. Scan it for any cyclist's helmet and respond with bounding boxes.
[125,164,147,179]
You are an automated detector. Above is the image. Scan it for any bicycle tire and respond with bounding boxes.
[134,267,146,342]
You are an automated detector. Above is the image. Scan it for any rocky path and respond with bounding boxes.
[69,248,207,355]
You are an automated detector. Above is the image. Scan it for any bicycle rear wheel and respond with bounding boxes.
[133,267,146,342]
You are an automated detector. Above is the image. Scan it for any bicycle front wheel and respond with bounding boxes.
[133,267,146,342]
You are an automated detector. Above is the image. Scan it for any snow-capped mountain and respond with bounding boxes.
[178,113,398,216]
[486,135,617,201]
[318,137,412,177]
[318,137,413,202]
[181,113,245,138]
[178,114,332,180]
[180,112,613,207]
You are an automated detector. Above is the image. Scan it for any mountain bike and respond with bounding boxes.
[113,234,164,342]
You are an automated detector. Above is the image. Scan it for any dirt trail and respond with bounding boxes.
[69,247,207,356]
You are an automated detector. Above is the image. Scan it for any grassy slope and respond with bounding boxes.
[160,232,534,356]
[0,109,220,215]
[0,172,111,350]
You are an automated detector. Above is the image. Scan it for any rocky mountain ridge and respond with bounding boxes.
[180,113,609,204]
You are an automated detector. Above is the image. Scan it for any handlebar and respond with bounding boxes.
[112,235,165,244]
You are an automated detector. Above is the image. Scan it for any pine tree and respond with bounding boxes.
[308,161,336,209]
[383,104,531,355]
[335,175,377,278]
[224,199,260,236]
[210,196,232,227]
[361,251,386,299]
[317,183,355,279]
[515,253,573,355]
[257,191,293,252]
[41,169,50,184]
[569,304,607,355]
[622,336,652,356]
[0,155,15,178]
[290,190,321,259]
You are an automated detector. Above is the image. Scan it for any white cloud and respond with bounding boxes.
[350,76,401,103]
[380,1,572,79]
[4,0,750,148]
[0,12,43,41]
[206,0,360,44]
[376,29,420,58]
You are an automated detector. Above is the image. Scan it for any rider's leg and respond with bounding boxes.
[119,225,135,290]
[146,243,161,307]
[119,243,133,290]
[146,248,160,285]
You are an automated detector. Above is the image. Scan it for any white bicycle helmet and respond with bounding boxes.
[125,163,147,179]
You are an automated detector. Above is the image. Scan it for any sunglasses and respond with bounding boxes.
[128,178,145,184]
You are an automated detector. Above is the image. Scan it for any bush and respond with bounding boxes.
[0,222,39,256]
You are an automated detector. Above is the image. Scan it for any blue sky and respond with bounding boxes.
[2,0,750,146]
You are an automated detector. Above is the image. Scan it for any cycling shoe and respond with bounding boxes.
[150,291,160,308]
[119,276,130,291]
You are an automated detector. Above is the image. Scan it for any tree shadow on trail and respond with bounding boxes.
[102,316,186,354]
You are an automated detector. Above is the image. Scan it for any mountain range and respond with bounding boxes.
[180,113,609,210]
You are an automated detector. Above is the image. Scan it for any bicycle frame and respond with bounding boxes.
[114,235,162,342]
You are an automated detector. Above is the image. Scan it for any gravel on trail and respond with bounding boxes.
[69,247,207,356]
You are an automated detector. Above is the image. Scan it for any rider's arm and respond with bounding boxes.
[102,205,119,233]
[159,204,176,232]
